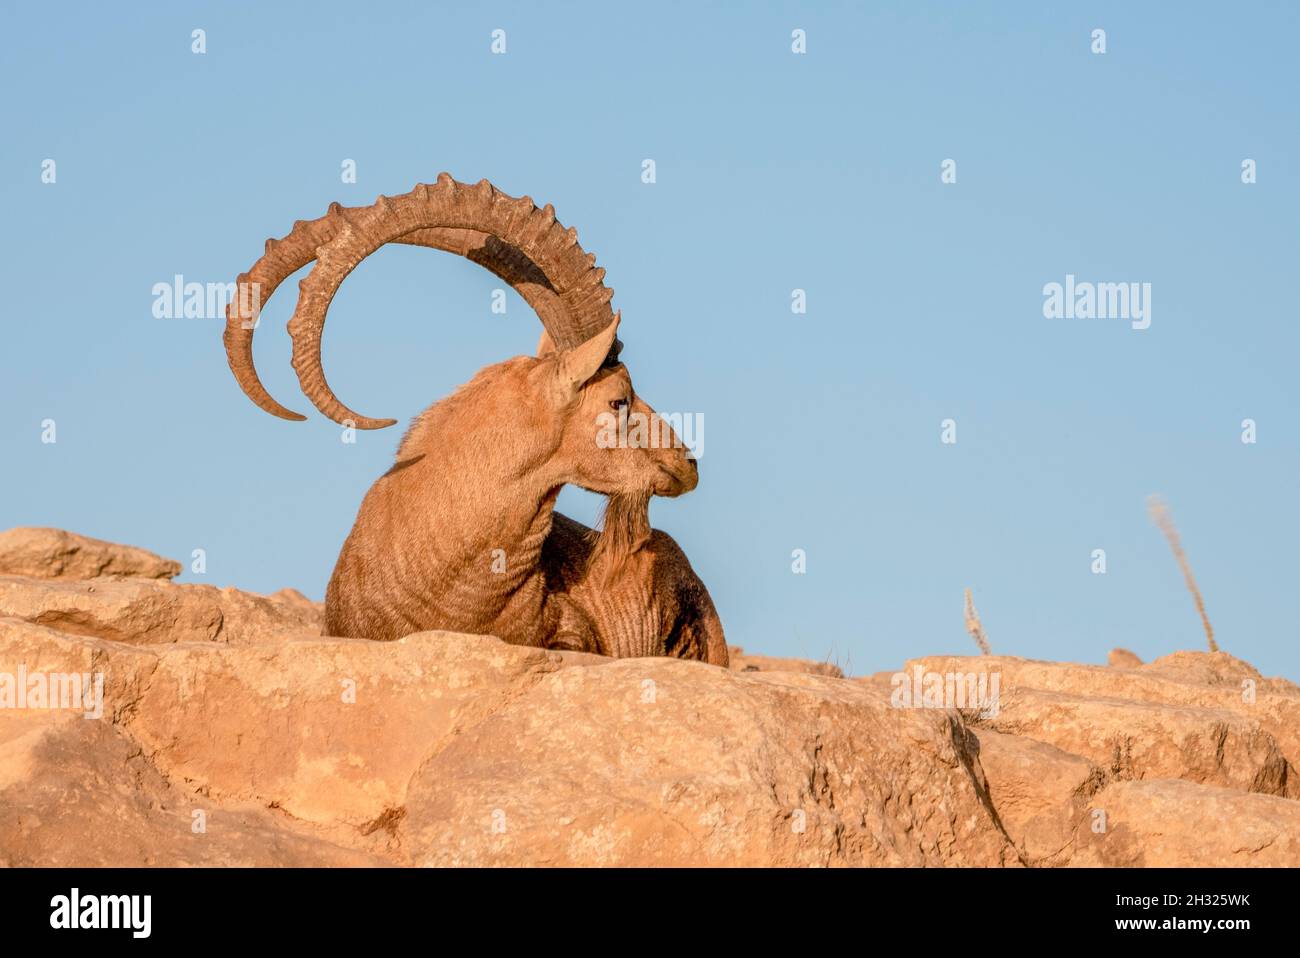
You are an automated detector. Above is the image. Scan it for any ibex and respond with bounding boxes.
[224,174,727,664]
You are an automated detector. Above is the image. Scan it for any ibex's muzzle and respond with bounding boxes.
[655,450,698,497]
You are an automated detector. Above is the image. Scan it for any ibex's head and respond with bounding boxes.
[222,174,697,499]
[530,320,697,499]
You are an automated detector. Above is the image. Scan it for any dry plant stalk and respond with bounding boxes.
[1147,495,1218,652]
[963,588,992,655]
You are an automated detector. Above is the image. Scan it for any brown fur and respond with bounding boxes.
[586,491,653,582]
[541,496,728,662]
[324,323,726,665]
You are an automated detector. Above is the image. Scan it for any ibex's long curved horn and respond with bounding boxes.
[223,174,617,426]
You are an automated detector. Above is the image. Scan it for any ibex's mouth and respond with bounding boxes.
[655,459,698,497]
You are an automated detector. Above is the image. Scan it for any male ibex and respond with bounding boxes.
[224,175,727,664]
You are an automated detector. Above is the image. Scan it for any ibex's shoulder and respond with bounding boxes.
[550,511,595,540]
[644,527,686,554]
[643,528,706,582]
[645,528,727,666]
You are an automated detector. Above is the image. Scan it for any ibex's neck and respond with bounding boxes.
[586,492,653,580]
[382,447,559,633]
[328,359,574,643]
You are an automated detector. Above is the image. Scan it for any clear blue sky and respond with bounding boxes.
[2,2,1297,679]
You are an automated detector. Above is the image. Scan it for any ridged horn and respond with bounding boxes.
[223,175,616,425]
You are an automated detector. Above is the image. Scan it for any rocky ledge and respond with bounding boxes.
[0,527,1296,866]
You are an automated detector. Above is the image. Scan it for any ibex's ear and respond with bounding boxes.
[555,314,620,398]
[536,329,557,357]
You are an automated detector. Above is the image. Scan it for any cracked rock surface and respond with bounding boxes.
[1,530,1296,866]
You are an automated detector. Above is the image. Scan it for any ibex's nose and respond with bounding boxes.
[656,448,699,497]
[681,450,698,481]
[678,451,699,493]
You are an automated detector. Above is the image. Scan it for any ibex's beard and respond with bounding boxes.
[586,491,652,581]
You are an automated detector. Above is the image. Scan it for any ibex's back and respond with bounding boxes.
[324,362,557,643]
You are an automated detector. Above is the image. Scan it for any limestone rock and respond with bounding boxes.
[402,660,1013,866]
[1074,778,1300,866]
[972,727,1104,865]
[1108,648,1143,668]
[0,576,321,645]
[1,529,1297,868]
[0,710,385,866]
[907,654,1300,798]
[124,633,582,829]
[985,687,1288,795]
[727,645,844,678]
[0,615,1013,867]
[0,527,180,581]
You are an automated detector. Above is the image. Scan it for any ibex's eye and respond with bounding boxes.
[610,398,629,412]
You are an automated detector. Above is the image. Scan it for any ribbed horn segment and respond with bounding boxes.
[223,175,616,427]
